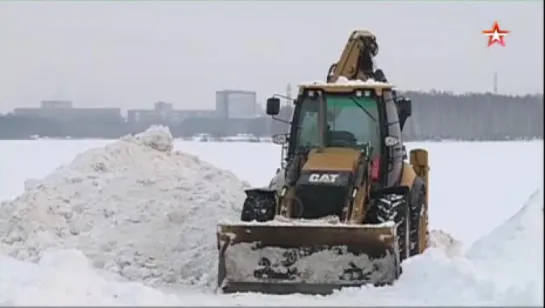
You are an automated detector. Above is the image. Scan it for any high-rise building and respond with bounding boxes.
[215,90,257,119]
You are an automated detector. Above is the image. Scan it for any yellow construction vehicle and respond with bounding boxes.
[216,30,430,295]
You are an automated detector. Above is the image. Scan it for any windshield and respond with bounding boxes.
[295,93,380,154]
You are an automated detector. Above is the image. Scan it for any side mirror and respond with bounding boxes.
[396,97,412,118]
[272,133,288,145]
[266,97,281,116]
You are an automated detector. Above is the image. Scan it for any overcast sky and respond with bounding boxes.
[1,1,543,112]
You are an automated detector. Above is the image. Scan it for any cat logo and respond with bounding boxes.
[308,173,340,183]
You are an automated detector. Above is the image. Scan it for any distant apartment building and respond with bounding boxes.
[13,100,123,122]
[215,90,257,119]
[126,101,216,123]
[40,100,73,109]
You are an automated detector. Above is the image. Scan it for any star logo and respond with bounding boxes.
[482,21,510,47]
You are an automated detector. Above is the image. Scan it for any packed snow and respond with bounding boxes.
[219,214,396,227]
[0,126,248,290]
[466,190,544,305]
[0,130,542,306]
[223,242,398,285]
[300,76,393,87]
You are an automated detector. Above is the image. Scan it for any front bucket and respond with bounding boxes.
[217,219,399,295]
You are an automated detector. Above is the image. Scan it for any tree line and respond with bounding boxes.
[0,91,542,140]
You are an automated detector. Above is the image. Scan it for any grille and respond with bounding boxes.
[293,185,349,219]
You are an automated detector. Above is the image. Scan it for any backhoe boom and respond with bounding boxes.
[327,30,380,83]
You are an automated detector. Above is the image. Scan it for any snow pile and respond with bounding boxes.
[428,229,464,257]
[313,190,544,306]
[0,132,541,305]
[466,189,544,305]
[0,249,183,306]
[23,178,40,191]
[0,184,541,306]
[0,126,248,289]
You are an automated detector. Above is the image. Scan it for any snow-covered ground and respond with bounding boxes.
[0,128,542,306]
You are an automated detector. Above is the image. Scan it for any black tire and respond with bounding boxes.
[240,192,276,222]
[373,193,411,262]
[409,183,426,256]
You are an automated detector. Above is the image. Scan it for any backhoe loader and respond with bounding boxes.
[216,30,430,295]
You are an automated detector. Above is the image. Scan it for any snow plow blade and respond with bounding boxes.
[216,221,399,295]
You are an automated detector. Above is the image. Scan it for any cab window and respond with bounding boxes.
[326,94,380,153]
[295,94,380,155]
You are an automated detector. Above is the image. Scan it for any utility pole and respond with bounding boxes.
[285,83,294,119]
[493,72,498,94]
[286,83,292,106]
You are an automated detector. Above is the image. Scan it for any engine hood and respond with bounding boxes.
[295,148,362,186]
[302,147,362,172]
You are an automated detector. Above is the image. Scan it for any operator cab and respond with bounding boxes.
[266,80,412,188]
[293,83,384,155]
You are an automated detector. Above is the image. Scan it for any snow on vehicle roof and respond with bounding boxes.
[299,76,394,88]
